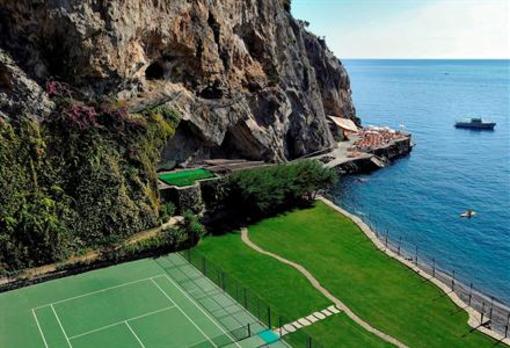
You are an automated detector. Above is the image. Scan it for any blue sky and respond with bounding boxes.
[291,0,510,58]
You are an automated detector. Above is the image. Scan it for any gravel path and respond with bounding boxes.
[240,227,408,348]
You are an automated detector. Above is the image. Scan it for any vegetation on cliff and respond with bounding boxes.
[0,85,180,274]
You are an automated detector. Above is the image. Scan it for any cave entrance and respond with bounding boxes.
[145,61,165,80]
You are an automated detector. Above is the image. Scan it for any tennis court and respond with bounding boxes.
[0,254,286,348]
[158,168,215,187]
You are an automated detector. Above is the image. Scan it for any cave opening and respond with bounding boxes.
[145,61,165,80]
[198,81,224,99]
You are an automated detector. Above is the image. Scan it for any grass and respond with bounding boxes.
[244,201,496,348]
[196,233,393,347]
[158,168,215,187]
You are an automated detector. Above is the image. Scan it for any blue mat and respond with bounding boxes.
[258,329,280,344]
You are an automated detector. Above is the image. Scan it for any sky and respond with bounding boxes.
[291,0,510,59]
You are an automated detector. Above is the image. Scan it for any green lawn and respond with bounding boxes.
[244,202,495,348]
[159,168,215,187]
[196,233,393,347]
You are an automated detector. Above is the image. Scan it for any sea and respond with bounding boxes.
[331,60,510,305]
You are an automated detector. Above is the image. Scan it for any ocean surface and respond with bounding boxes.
[332,60,510,304]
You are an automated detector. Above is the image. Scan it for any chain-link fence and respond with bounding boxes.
[181,248,324,348]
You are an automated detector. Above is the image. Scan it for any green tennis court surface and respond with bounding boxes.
[0,254,287,348]
[159,169,215,187]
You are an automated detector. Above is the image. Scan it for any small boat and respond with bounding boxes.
[455,118,496,130]
[460,210,476,218]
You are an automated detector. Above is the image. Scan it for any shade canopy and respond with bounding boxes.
[328,116,359,133]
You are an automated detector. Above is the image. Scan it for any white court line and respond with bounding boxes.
[32,309,49,348]
[125,321,146,348]
[33,275,165,310]
[69,306,175,340]
[150,278,218,348]
[51,304,72,348]
[160,274,242,348]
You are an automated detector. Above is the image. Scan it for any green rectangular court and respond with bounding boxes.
[158,169,215,187]
[0,254,287,348]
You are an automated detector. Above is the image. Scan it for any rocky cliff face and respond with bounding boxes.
[0,0,356,163]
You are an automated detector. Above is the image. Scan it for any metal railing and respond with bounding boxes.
[362,216,510,338]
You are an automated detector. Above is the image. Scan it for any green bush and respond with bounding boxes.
[224,160,337,218]
[182,211,206,246]
[159,202,176,223]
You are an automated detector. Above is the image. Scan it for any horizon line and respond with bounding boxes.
[340,57,510,60]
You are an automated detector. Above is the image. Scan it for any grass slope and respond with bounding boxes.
[196,232,392,347]
[159,168,215,187]
[247,201,495,348]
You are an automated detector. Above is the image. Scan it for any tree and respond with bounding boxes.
[224,160,337,219]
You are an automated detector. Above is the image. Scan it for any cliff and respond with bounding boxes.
[0,0,356,272]
[0,0,356,163]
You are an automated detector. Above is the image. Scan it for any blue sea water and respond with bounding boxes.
[332,60,510,304]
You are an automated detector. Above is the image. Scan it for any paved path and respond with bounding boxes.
[277,305,342,336]
[240,228,408,348]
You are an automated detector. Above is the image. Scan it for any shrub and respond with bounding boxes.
[182,211,206,246]
[224,160,337,219]
[159,202,176,223]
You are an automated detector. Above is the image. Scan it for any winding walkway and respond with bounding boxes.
[240,228,408,348]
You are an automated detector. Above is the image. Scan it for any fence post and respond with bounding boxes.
[432,258,436,277]
[505,313,510,337]
[489,297,494,321]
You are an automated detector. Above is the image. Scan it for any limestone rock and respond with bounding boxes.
[0,0,356,162]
